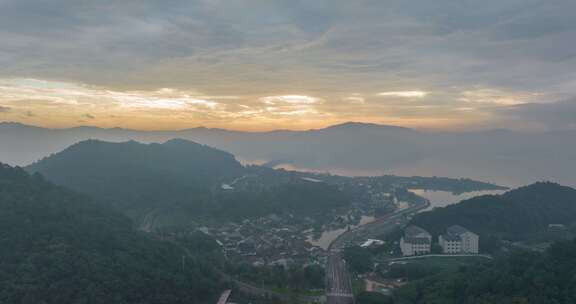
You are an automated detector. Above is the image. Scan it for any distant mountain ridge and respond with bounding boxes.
[3,121,576,187]
[0,121,421,166]
[0,121,413,133]
[313,121,416,132]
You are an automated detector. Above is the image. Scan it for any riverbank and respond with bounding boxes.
[329,197,430,250]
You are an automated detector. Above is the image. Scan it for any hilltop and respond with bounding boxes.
[410,182,576,250]
[26,139,351,225]
[395,239,576,304]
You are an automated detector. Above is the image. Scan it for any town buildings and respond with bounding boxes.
[399,225,480,256]
[439,225,479,254]
[400,225,432,256]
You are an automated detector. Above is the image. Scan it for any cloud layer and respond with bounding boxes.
[1,0,575,130]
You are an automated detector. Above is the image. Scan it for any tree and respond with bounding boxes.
[343,246,373,274]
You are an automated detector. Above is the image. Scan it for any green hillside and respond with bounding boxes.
[27,139,244,211]
[0,163,222,304]
[396,239,576,304]
[27,139,351,225]
[411,182,576,245]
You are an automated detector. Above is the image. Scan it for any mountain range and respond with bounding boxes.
[2,121,576,187]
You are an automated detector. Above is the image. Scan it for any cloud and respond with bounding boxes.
[1,0,574,94]
[112,91,220,110]
[0,79,222,110]
[259,95,321,105]
[377,91,429,98]
[83,113,95,119]
[500,99,576,130]
[258,95,323,117]
[458,89,536,106]
[1,1,576,130]
[343,94,365,104]
[0,106,10,112]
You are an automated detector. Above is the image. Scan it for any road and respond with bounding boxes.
[331,199,430,250]
[326,251,355,304]
[325,198,430,304]
[169,239,318,303]
[139,209,160,232]
[387,254,493,262]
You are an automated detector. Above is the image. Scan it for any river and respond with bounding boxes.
[306,215,376,250]
[305,190,505,249]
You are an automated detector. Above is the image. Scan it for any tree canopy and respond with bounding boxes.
[395,239,576,304]
[411,182,576,248]
[27,139,351,224]
[0,163,222,304]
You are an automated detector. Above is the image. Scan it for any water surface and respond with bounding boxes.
[307,215,375,249]
[409,189,506,212]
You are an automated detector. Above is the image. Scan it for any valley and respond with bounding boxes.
[9,138,507,303]
[3,2,576,303]
[3,137,575,304]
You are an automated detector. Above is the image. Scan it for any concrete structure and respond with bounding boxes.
[216,290,232,304]
[360,239,385,248]
[439,225,479,254]
[400,225,432,256]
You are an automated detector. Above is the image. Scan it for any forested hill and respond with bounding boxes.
[396,239,576,304]
[25,139,351,224]
[29,138,244,186]
[0,163,222,304]
[410,182,576,243]
[26,139,245,212]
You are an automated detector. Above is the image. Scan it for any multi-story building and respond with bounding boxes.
[400,225,432,256]
[439,225,479,254]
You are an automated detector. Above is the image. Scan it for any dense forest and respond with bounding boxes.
[26,139,351,224]
[0,163,223,304]
[410,182,576,251]
[26,139,243,211]
[395,239,576,304]
[229,263,325,292]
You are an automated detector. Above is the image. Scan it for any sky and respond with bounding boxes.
[0,0,575,131]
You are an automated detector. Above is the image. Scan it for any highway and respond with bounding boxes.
[331,199,430,250]
[326,251,355,304]
[325,198,430,304]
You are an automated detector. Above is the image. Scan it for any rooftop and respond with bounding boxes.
[405,225,431,238]
[404,237,431,245]
[441,234,461,242]
[447,225,473,236]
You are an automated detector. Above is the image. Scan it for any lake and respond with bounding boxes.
[409,189,506,212]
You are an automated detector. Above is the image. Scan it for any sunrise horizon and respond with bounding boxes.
[1,1,575,133]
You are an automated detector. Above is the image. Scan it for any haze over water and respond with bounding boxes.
[274,160,572,189]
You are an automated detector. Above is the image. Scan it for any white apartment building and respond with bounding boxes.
[400,225,432,256]
[439,225,479,254]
